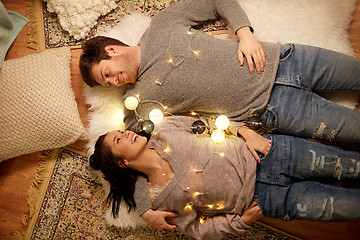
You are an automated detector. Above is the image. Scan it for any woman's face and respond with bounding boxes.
[104,130,147,162]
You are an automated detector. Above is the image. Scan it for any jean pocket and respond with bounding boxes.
[279,43,294,62]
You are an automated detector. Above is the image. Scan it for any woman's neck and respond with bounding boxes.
[131,148,173,186]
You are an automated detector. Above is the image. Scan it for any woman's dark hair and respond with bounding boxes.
[79,36,129,87]
[89,133,146,217]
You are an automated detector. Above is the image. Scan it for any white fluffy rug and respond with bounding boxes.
[83,0,359,229]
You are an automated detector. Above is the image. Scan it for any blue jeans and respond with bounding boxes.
[254,134,360,221]
[260,44,360,142]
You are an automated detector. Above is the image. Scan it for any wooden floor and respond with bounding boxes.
[0,0,359,239]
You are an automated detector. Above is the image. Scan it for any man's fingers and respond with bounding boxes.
[245,54,254,74]
[238,50,245,66]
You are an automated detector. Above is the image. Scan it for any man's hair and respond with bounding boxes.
[79,36,129,87]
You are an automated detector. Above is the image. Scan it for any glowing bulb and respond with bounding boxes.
[207,204,214,209]
[216,201,225,210]
[200,216,206,224]
[215,115,230,130]
[168,57,173,65]
[218,152,225,157]
[184,203,193,211]
[192,50,200,57]
[163,147,171,153]
[190,111,197,116]
[211,130,225,144]
[124,96,139,110]
[149,108,163,124]
[193,192,203,198]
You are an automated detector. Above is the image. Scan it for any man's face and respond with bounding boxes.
[91,45,139,87]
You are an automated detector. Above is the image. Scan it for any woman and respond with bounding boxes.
[89,116,360,240]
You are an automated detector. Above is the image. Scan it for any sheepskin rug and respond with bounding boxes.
[83,0,359,229]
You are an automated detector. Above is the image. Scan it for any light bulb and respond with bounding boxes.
[149,108,163,124]
[215,115,229,130]
[124,96,139,110]
[211,129,225,144]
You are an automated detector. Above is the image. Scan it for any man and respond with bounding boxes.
[80,0,360,230]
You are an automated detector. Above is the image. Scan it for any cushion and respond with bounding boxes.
[44,0,117,40]
[0,47,87,162]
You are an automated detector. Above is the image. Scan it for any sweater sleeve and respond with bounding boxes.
[153,0,252,35]
[179,211,250,239]
[134,176,152,215]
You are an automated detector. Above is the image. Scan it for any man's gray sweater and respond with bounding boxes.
[123,0,281,132]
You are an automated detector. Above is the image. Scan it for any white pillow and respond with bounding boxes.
[0,47,87,162]
[44,0,118,40]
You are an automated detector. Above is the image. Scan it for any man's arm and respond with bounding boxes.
[237,26,266,75]
[156,0,265,74]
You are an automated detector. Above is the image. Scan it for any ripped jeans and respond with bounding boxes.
[260,44,360,142]
[254,134,360,221]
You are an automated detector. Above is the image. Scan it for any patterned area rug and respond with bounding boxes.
[21,147,299,239]
[42,0,226,49]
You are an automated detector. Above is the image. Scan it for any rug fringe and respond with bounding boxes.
[25,0,45,52]
[13,149,60,240]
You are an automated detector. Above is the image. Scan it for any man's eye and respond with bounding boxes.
[116,138,121,143]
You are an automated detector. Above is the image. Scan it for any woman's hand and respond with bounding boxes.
[141,209,178,230]
[237,26,266,75]
[241,201,263,225]
[237,126,271,162]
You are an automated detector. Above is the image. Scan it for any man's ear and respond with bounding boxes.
[117,159,128,169]
[104,45,119,56]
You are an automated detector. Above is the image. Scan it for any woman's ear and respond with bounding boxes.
[117,159,128,169]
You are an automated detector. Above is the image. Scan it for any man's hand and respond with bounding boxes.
[241,201,263,225]
[237,126,271,162]
[141,209,178,230]
[237,27,266,75]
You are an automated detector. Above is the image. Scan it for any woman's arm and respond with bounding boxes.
[241,201,263,225]
[178,206,262,239]
[237,125,271,162]
[141,209,178,230]
[135,176,179,229]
